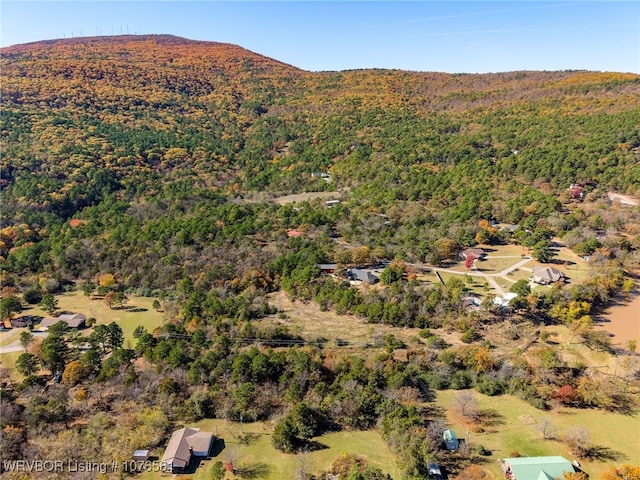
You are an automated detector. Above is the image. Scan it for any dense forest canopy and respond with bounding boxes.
[1,35,639,288]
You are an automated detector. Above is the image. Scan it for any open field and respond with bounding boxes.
[138,419,400,480]
[503,267,532,283]
[27,290,165,345]
[0,291,165,379]
[262,290,423,346]
[435,390,640,479]
[549,247,591,284]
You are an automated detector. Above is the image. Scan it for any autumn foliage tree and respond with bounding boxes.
[600,465,640,480]
[553,385,580,406]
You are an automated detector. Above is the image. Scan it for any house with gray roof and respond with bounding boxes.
[531,266,564,285]
[346,268,379,284]
[160,427,213,473]
[40,313,86,329]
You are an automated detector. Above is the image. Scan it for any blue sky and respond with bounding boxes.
[2,1,638,73]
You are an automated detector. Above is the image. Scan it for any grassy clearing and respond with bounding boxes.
[503,268,533,283]
[0,328,22,349]
[0,351,23,379]
[138,419,400,480]
[0,291,165,378]
[476,256,529,274]
[435,390,640,479]
[29,290,166,345]
[263,291,422,346]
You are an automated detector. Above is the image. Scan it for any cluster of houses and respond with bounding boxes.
[318,246,566,292]
[149,426,581,478]
[428,428,579,480]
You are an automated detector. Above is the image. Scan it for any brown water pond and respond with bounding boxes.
[594,290,640,349]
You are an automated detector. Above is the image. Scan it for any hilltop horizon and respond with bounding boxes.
[2,1,637,74]
[3,33,637,76]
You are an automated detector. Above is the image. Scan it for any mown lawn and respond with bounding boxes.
[0,291,165,379]
[29,290,166,345]
[139,419,401,480]
[435,390,640,479]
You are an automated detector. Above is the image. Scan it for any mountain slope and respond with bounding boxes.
[1,35,639,286]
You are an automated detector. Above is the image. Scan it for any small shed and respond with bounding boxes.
[132,450,150,461]
[443,429,459,451]
[318,264,337,274]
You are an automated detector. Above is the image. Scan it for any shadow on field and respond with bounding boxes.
[234,462,271,479]
[584,444,627,462]
[211,438,226,457]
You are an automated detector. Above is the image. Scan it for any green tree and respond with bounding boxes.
[89,324,110,353]
[510,279,531,297]
[113,291,128,309]
[23,288,43,304]
[15,352,40,377]
[82,281,96,297]
[39,334,70,373]
[533,240,554,263]
[107,322,124,351]
[380,262,405,286]
[210,461,225,480]
[81,349,102,374]
[47,320,70,337]
[272,402,320,453]
[39,294,58,316]
[19,331,34,351]
[0,296,22,319]
[133,325,146,338]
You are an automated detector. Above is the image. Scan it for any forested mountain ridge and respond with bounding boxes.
[1,34,639,288]
[0,36,640,286]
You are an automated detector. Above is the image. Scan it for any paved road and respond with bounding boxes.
[413,256,533,295]
[421,257,532,277]
[0,330,48,354]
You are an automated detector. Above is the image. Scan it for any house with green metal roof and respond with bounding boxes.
[500,456,574,480]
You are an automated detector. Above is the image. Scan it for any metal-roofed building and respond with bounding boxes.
[500,456,574,480]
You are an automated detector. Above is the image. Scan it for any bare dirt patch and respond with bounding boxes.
[594,289,640,348]
[273,190,344,205]
[518,414,536,425]
[608,192,639,206]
